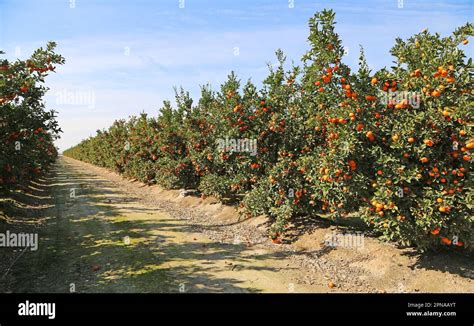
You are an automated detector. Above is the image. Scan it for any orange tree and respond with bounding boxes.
[241,10,360,237]
[356,24,473,249]
[152,89,197,189]
[195,73,259,200]
[189,61,295,202]
[0,42,64,194]
[306,11,473,249]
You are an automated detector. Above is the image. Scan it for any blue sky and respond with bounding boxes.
[0,0,472,151]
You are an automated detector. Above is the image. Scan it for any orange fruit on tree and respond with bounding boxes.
[348,159,357,170]
[423,139,434,147]
[365,95,376,101]
[430,228,440,235]
[440,237,452,245]
[438,206,450,213]
[250,163,260,169]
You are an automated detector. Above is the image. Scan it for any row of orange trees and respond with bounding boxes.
[0,42,64,195]
[64,10,473,250]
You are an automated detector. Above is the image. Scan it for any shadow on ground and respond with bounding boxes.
[0,160,285,293]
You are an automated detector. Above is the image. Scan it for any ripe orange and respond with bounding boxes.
[423,139,434,147]
[348,160,357,170]
[250,163,260,169]
[438,206,450,213]
[440,237,452,245]
[430,228,440,235]
[366,131,375,141]
[407,137,415,143]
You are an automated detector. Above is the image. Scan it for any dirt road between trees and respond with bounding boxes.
[1,156,472,293]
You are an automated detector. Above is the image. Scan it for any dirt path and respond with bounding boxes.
[1,156,473,293]
[0,157,321,293]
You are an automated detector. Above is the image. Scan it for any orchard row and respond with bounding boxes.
[0,43,65,195]
[64,10,473,250]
